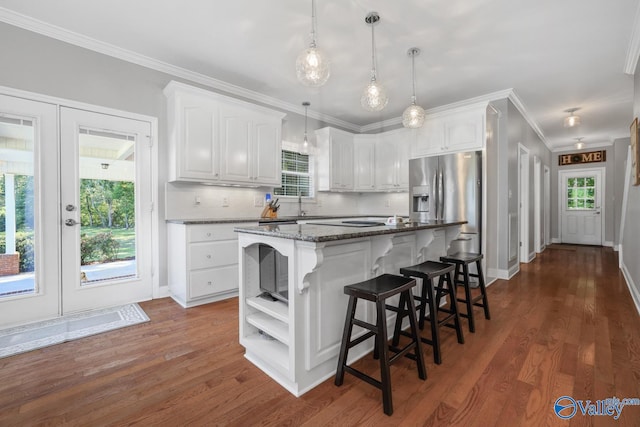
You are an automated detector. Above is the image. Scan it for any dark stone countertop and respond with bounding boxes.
[166,214,409,225]
[233,220,466,243]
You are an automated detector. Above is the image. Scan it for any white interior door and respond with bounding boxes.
[60,107,153,313]
[0,95,60,327]
[519,144,530,262]
[560,168,603,245]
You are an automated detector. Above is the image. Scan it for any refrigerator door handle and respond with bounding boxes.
[438,169,444,219]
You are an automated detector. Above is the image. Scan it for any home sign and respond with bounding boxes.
[558,150,606,166]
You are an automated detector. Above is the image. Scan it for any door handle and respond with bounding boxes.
[65,219,79,226]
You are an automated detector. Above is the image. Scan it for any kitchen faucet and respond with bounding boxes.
[298,192,306,217]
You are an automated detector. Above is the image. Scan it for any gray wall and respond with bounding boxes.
[486,99,552,277]
[620,67,640,312]
[0,22,335,292]
[614,137,630,246]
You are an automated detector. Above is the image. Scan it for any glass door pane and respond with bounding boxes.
[0,116,35,298]
[78,128,137,285]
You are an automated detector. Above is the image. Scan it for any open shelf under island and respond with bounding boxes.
[235,219,466,397]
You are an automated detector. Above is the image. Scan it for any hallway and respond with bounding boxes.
[0,245,639,426]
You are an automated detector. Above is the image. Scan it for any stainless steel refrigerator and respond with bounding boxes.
[409,151,482,255]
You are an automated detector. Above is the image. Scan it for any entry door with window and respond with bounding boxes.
[60,107,153,313]
[560,169,603,245]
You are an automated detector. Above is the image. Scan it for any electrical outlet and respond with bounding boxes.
[385,199,391,207]
[222,197,229,207]
[254,196,264,207]
[195,195,201,205]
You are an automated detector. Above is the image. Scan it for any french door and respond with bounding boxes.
[559,168,603,245]
[60,107,153,313]
[0,95,153,327]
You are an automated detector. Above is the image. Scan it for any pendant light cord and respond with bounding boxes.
[370,23,377,81]
[310,0,317,47]
[411,53,417,104]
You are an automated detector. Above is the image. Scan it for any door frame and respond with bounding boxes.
[518,143,530,263]
[0,85,160,317]
[557,166,605,246]
[544,165,551,248]
[534,156,542,253]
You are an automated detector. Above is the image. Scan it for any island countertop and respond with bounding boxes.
[234,219,466,242]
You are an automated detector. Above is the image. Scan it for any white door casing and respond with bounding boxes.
[559,168,604,246]
[518,143,530,263]
[544,165,551,247]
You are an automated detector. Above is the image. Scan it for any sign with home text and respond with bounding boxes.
[558,150,606,166]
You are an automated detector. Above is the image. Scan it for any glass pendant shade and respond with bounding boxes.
[301,101,310,153]
[296,46,330,87]
[402,103,426,128]
[361,78,388,112]
[296,0,330,87]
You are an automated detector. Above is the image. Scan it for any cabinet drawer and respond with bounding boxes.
[188,224,239,242]
[189,266,238,299]
[189,240,238,270]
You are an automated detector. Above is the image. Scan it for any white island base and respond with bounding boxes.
[237,224,462,396]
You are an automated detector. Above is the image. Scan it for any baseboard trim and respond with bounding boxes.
[620,262,640,316]
[488,268,509,280]
[528,251,536,263]
[603,240,614,248]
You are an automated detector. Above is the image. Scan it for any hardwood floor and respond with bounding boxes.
[1,245,639,426]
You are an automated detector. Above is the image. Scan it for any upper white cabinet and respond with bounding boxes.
[164,81,285,186]
[375,129,410,191]
[413,104,486,157]
[353,135,376,192]
[316,127,354,191]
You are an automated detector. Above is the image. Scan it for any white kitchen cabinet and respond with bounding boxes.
[164,81,285,186]
[413,104,486,157]
[165,88,220,182]
[316,127,354,191]
[353,135,376,191]
[375,129,410,191]
[168,222,255,308]
[219,107,282,185]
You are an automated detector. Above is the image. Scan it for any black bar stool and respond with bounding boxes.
[335,273,426,416]
[440,252,490,333]
[396,261,464,364]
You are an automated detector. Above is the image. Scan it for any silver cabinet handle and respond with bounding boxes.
[65,219,79,226]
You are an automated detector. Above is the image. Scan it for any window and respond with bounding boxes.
[566,176,596,209]
[274,150,313,197]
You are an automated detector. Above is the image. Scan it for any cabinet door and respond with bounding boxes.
[176,94,220,181]
[353,140,376,191]
[395,137,410,190]
[444,110,484,152]
[375,139,398,190]
[219,105,252,182]
[331,134,354,190]
[253,115,282,185]
[413,117,445,157]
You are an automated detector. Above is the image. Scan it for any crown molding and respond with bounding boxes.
[0,7,361,133]
[624,2,640,75]
[506,89,551,150]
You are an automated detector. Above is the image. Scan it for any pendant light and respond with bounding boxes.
[296,0,330,87]
[302,102,310,154]
[564,108,581,128]
[402,47,426,128]
[361,12,388,112]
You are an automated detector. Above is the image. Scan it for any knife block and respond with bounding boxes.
[260,206,278,219]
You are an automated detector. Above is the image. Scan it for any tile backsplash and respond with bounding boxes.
[165,182,409,220]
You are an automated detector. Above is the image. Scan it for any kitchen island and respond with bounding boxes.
[235,219,465,396]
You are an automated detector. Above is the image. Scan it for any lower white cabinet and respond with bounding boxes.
[168,222,254,307]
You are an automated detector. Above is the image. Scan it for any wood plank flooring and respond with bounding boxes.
[1,245,639,426]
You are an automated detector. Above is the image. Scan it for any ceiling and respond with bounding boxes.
[0,0,639,151]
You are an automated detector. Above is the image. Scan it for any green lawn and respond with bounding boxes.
[81,227,136,260]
